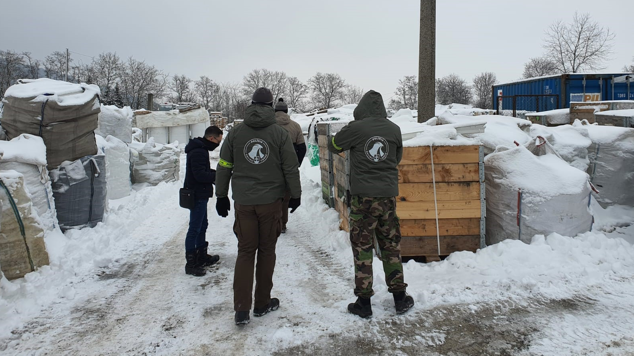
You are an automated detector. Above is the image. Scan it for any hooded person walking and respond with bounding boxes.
[274,98,306,233]
[183,125,223,276]
[327,90,414,318]
[215,88,302,325]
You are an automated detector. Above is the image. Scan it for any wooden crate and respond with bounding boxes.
[317,122,485,261]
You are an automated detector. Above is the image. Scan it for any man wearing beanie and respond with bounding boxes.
[274,98,306,233]
[328,90,414,318]
[215,87,302,325]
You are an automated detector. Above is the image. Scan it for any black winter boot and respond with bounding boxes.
[253,298,280,317]
[235,311,250,325]
[347,297,372,318]
[394,292,414,314]
[185,250,206,277]
[197,242,219,267]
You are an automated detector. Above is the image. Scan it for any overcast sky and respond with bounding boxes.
[1,0,632,103]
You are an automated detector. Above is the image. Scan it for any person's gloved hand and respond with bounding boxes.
[288,197,301,213]
[216,197,231,217]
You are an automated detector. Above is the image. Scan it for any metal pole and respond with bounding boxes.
[612,76,615,100]
[418,0,436,123]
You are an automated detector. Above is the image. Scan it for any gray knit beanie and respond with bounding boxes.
[275,98,288,113]
[251,87,274,105]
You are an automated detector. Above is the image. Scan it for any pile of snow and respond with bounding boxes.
[291,104,356,136]
[403,125,478,147]
[96,135,131,200]
[129,138,180,185]
[525,108,570,125]
[485,139,592,245]
[0,134,57,232]
[578,122,634,207]
[96,105,134,144]
[3,78,100,106]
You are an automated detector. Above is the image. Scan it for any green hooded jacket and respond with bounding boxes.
[327,90,403,197]
[216,104,301,205]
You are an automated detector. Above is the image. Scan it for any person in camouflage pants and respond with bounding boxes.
[350,196,407,299]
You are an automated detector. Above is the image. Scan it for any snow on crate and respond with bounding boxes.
[1,78,100,169]
[0,134,57,232]
[484,138,593,245]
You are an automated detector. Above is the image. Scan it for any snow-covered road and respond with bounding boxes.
[1,161,634,355]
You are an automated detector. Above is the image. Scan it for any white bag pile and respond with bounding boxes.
[129,138,180,185]
[485,137,593,245]
[96,105,133,144]
[96,135,131,200]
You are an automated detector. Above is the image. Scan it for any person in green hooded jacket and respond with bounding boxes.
[328,90,414,318]
[215,87,302,326]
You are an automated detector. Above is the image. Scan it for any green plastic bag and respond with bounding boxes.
[308,143,320,167]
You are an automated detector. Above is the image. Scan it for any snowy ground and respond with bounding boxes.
[1,156,634,356]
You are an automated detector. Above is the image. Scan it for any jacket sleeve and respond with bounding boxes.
[191,150,216,184]
[215,132,234,198]
[294,143,307,167]
[327,122,356,153]
[281,132,301,199]
[396,132,403,164]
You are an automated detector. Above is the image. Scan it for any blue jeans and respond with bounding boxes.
[185,198,209,252]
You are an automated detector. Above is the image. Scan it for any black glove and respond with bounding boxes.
[216,197,231,218]
[288,197,301,213]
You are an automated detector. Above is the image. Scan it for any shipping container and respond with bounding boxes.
[492,73,634,116]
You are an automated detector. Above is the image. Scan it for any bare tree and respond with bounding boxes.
[170,74,194,103]
[624,57,634,73]
[544,12,615,73]
[242,69,288,102]
[0,50,26,95]
[215,82,248,121]
[308,72,346,109]
[119,57,167,109]
[44,51,70,80]
[91,52,122,91]
[436,74,472,105]
[472,72,497,109]
[391,75,418,110]
[286,76,309,112]
[194,76,220,110]
[22,52,41,79]
[340,85,364,105]
[523,57,560,78]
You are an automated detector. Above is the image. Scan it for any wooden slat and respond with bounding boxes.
[397,182,480,202]
[317,135,329,147]
[398,163,479,183]
[400,235,480,257]
[396,200,481,219]
[400,145,480,165]
[400,218,480,237]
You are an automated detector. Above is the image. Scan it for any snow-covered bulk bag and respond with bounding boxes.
[96,135,131,200]
[169,125,189,145]
[49,155,107,231]
[529,124,593,171]
[0,171,49,280]
[581,124,634,207]
[0,134,57,231]
[1,79,100,169]
[129,138,180,185]
[191,122,207,139]
[96,105,133,143]
[485,139,593,245]
[147,127,168,144]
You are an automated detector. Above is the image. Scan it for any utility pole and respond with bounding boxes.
[65,48,69,82]
[418,0,436,123]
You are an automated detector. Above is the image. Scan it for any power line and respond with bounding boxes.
[68,50,95,60]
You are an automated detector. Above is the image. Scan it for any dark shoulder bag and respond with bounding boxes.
[179,187,195,209]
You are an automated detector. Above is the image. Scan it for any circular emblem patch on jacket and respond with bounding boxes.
[244,138,270,164]
[364,136,389,162]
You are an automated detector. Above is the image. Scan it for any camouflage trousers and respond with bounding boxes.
[349,196,407,298]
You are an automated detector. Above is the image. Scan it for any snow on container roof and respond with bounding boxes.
[132,107,210,129]
[3,78,100,106]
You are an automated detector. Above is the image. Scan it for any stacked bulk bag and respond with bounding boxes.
[0,171,50,280]
[132,106,210,145]
[485,137,593,245]
[1,78,100,169]
[96,105,133,144]
[129,138,180,185]
[49,155,107,231]
[529,124,593,172]
[0,134,57,231]
[96,135,131,200]
[580,123,634,207]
